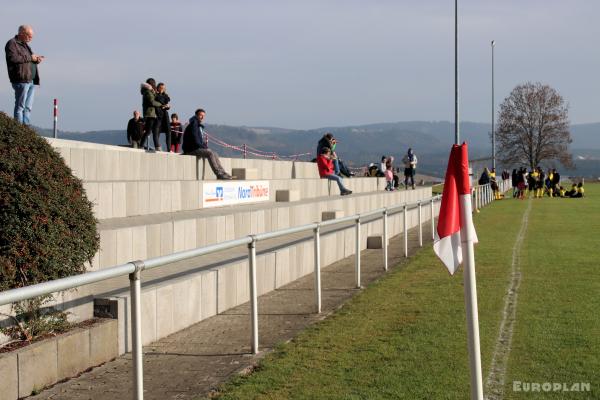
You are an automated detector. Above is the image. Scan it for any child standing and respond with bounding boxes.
[384,156,395,191]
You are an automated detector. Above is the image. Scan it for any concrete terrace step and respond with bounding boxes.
[47,138,321,181]
[83,177,387,220]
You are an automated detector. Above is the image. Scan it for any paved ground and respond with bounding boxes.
[31,222,434,400]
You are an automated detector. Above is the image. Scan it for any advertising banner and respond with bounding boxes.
[202,180,270,208]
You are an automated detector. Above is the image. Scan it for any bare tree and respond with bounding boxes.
[496,82,573,169]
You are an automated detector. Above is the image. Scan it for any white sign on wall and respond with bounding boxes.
[202,180,270,208]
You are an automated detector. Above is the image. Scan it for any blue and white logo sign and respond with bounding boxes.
[202,180,270,208]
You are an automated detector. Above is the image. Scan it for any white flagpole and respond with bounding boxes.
[455,1,484,398]
[460,196,484,400]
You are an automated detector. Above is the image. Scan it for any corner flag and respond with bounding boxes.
[433,143,478,274]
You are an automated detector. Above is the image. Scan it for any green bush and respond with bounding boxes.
[0,112,99,292]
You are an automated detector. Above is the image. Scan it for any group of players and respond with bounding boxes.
[512,167,584,199]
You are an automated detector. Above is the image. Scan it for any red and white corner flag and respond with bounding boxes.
[433,143,478,275]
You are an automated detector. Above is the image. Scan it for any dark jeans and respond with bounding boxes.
[184,148,228,178]
[404,167,415,187]
[155,117,171,151]
[141,117,157,149]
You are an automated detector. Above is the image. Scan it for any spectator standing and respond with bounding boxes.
[126,110,144,148]
[402,148,418,189]
[140,78,163,150]
[155,82,171,151]
[182,108,233,180]
[317,148,352,195]
[5,25,44,125]
[384,156,395,191]
[170,113,183,153]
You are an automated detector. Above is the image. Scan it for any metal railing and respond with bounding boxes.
[0,189,502,399]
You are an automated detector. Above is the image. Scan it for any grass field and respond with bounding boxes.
[209,186,600,400]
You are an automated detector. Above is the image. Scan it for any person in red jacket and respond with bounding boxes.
[317,148,352,195]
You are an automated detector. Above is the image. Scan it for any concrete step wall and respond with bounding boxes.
[104,196,440,354]
[84,177,386,220]
[47,138,321,181]
[94,188,432,271]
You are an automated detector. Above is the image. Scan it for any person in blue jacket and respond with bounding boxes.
[182,108,233,179]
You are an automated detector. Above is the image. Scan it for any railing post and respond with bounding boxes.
[383,210,388,271]
[129,260,145,400]
[403,204,408,258]
[418,201,423,247]
[355,217,361,288]
[313,225,322,313]
[430,198,435,240]
[248,238,259,354]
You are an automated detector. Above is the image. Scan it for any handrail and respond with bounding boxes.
[0,190,504,400]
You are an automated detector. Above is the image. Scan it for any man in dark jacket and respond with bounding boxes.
[5,25,44,124]
[127,110,144,148]
[182,109,233,180]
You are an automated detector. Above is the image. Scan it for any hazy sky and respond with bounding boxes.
[1,0,598,131]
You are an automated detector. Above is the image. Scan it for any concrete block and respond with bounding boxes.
[184,219,197,251]
[183,156,196,180]
[156,285,174,339]
[0,353,18,400]
[173,220,186,253]
[160,182,173,213]
[160,222,173,256]
[235,262,249,305]
[225,215,235,241]
[231,168,258,180]
[83,182,100,217]
[17,339,58,398]
[201,270,217,320]
[276,189,301,202]
[56,146,71,166]
[146,223,161,259]
[83,148,98,181]
[115,228,133,265]
[141,289,157,345]
[148,182,162,214]
[89,319,118,366]
[181,181,200,211]
[131,225,147,260]
[98,182,113,220]
[169,279,190,331]
[215,216,227,244]
[99,229,117,268]
[137,181,150,216]
[186,275,203,325]
[217,264,237,313]
[367,235,383,249]
[126,182,139,217]
[69,148,85,180]
[57,328,90,379]
[196,217,207,248]
[322,210,344,221]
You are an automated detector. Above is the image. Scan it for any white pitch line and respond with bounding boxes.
[484,199,532,400]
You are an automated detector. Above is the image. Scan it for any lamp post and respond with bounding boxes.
[491,40,496,170]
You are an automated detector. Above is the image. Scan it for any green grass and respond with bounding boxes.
[209,186,599,400]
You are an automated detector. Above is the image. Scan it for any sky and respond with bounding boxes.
[1,0,599,132]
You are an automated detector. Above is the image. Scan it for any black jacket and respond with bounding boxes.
[5,36,40,84]
[127,117,144,142]
[316,136,331,156]
[155,92,171,134]
[182,116,207,153]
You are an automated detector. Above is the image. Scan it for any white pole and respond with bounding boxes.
[355,217,361,288]
[313,226,322,313]
[418,201,423,247]
[460,194,484,400]
[248,240,259,354]
[129,265,144,400]
[383,210,388,271]
[431,198,435,240]
[403,205,408,257]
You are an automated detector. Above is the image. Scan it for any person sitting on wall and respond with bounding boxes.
[182,108,233,180]
[126,110,144,148]
[317,147,352,196]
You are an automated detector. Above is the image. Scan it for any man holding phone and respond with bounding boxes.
[5,25,44,125]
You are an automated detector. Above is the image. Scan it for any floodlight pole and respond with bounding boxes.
[491,40,496,171]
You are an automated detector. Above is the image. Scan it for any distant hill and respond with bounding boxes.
[35,121,600,178]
